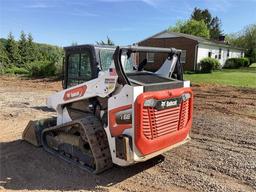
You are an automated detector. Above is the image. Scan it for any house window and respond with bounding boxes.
[147,52,155,63]
[227,49,230,57]
[180,50,186,63]
[241,51,244,57]
[218,48,222,59]
[208,52,212,58]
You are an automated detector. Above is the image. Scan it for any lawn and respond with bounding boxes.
[184,65,256,88]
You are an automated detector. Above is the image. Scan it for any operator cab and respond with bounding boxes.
[63,44,184,92]
[63,45,116,88]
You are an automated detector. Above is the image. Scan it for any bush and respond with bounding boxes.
[200,58,220,73]
[4,66,29,74]
[248,48,256,65]
[0,66,5,74]
[224,58,250,68]
[26,60,56,77]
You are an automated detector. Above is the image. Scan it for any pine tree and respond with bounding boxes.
[0,42,9,67]
[27,33,36,62]
[18,31,29,66]
[191,7,212,28]
[6,32,21,66]
[96,36,114,45]
[210,17,223,40]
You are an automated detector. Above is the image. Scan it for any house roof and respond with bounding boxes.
[137,30,244,50]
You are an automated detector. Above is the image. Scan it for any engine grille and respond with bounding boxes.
[142,99,190,140]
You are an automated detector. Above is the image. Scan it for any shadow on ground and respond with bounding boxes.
[31,106,55,112]
[0,140,164,191]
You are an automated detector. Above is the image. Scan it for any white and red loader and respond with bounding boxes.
[23,45,193,174]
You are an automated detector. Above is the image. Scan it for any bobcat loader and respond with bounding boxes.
[23,45,193,174]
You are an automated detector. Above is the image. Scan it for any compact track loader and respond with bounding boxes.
[23,45,193,174]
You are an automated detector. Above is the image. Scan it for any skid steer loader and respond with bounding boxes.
[23,44,193,174]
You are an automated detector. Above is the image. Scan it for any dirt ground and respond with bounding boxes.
[0,76,255,192]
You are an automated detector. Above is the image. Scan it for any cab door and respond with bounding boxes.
[64,46,97,88]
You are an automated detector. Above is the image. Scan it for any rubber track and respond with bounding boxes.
[41,114,113,174]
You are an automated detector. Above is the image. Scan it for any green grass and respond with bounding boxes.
[184,66,256,88]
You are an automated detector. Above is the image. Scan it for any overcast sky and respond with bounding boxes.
[1,0,256,46]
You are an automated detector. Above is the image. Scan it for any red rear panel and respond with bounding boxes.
[135,87,193,155]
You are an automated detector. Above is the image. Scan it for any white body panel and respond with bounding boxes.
[105,85,143,166]
[47,72,118,125]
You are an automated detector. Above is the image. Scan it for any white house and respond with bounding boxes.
[197,42,244,66]
[137,30,244,71]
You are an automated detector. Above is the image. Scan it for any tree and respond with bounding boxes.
[227,24,256,64]
[2,31,64,76]
[210,17,223,40]
[191,7,223,40]
[0,42,9,67]
[5,32,21,66]
[18,31,29,66]
[27,33,37,62]
[191,7,212,28]
[169,19,210,38]
[96,36,114,45]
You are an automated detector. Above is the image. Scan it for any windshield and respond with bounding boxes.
[99,49,135,72]
[121,51,169,73]
[99,48,170,74]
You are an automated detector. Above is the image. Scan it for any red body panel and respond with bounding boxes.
[63,85,87,101]
[109,104,132,137]
[135,87,193,155]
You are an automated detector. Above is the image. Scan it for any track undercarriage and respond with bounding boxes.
[23,114,112,174]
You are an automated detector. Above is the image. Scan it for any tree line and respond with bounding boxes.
[169,7,256,64]
[226,24,256,64]
[169,7,223,39]
[0,31,63,76]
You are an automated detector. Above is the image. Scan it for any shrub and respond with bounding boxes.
[224,58,250,68]
[26,60,56,77]
[4,66,29,74]
[199,58,220,73]
[0,66,5,74]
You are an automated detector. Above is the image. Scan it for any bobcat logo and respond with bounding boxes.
[161,100,178,108]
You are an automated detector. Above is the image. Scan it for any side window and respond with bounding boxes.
[80,52,91,80]
[99,49,115,71]
[68,54,80,79]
